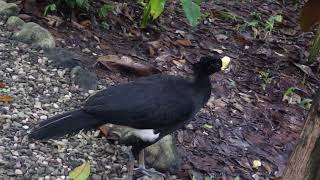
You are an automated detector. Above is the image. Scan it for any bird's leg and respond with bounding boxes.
[126,148,135,180]
[138,149,145,168]
[134,149,166,178]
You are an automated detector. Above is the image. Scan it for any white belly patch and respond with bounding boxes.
[133,129,160,142]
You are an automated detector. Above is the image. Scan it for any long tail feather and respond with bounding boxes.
[30,110,102,140]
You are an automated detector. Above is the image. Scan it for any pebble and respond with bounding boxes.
[15,169,23,175]
[40,115,47,120]
[29,143,36,149]
[0,19,128,179]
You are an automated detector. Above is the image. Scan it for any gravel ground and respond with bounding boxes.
[0,21,129,179]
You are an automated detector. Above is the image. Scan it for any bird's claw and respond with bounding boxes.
[134,166,165,178]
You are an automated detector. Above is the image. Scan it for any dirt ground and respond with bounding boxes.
[16,0,320,179]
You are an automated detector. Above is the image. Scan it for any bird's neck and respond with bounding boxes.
[192,74,211,107]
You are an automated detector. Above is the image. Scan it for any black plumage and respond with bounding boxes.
[30,55,229,175]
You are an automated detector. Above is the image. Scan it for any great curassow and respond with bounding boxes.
[30,55,230,178]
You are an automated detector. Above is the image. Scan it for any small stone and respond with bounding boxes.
[40,115,47,120]
[15,169,23,175]
[29,143,36,149]
[82,48,91,53]
[14,162,21,168]
[0,146,5,153]
[22,125,29,129]
[53,103,59,108]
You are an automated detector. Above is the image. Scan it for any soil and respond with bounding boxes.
[15,0,320,179]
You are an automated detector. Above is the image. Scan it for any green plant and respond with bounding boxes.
[259,71,272,90]
[141,0,166,28]
[265,14,283,33]
[238,14,282,38]
[64,0,89,10]
[181,0,202,27]
[98,4,113,18]
[309,28,320,62]
[44,3,57,16]
[141,0,202,28]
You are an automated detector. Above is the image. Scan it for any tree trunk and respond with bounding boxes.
[283,91,320,180]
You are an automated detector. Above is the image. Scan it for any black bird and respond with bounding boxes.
[30,55,230,177]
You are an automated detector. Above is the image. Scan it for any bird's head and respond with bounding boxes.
[192,55,230,76]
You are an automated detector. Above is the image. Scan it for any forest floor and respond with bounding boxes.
[4,0,320,179]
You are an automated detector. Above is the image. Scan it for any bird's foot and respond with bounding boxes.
[134,166,165,178]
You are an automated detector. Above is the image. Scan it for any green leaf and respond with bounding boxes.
[265,15,282,31]
[299,98,313,109]
[203,124,213,129]
[204,176,212,180]
[141,2,152,28]
[76,0,85,7]
[284,87,295,97]
[69,161,91,180]
[181,0,202,26]
[150,0,166,20]
[234,176,241,180]
[309,28,320,62]
[64,0,76,8]
[274,15,283,23]
[98,4,113,17]
[44,4,56,16]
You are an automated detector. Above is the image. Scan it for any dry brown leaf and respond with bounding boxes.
[44,15,64,27]
[97,55,160,76]
[175,39,192,46]
[79,20,91,27]
[293,63,318,80]
[0,95,14,102]
[18,14,32,21]
[0,82,6,88]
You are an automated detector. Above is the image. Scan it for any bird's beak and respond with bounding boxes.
[220,56,231,71]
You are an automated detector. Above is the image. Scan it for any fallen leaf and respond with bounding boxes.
[18,14,32,21]
[0,95,14,102]
[212,49,223,54]
[79,20,91,27]
[177,131,184,143]
[97,55,161,76]
[214,34,228,42]
[44,15,64,27]
[148,41,161,49]
[0,82,6,88]
[69,161,91,180]
[252,174,260,180]
[175,39,192,46]
[283,92,301,105]
[293,63,318,80]
[262,162,272,174]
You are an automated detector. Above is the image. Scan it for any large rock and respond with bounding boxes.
[6,16,25,30]
[12,22,55,49]
[106,125,181,172]
[0,1,18,16]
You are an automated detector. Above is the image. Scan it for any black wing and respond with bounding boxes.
[83,75,195,129]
